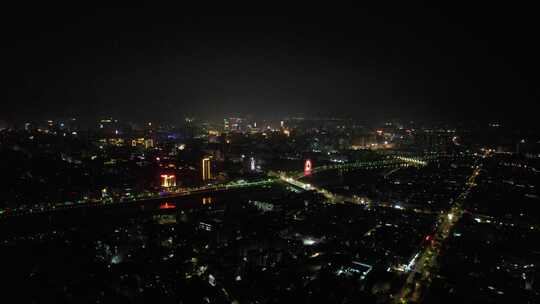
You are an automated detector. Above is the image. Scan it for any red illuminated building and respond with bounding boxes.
[304,159,312,176]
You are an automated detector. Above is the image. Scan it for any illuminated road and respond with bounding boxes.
[278,175,341,203]
[279,156,432,208]
[7,154,415,219]
[0,179,277,219]
[395,165,482,303]
[0,153,460,220]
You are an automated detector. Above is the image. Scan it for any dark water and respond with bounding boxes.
[0,184,288,236]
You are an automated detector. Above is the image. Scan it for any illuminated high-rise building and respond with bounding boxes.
[250,157,256,171]
[160,174,176,187]
[202,157,212,180]
[144,138,154,149]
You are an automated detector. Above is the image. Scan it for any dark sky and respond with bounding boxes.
[2,5,539,124]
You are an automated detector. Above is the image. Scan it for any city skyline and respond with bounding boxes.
[2,6,540,304]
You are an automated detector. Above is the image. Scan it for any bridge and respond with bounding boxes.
[277,155,431,205]
[1,153,457,219]
[290,155,428,179]
[0,179,277,219]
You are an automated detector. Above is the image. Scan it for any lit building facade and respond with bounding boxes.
[202,157,212,180]
[160,174,176,187]
[131,138,155,149]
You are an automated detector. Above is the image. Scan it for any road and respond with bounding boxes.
[395,165,482,303]
[6,155,414,219]
[0,179,277,219]
[0,153,455,220]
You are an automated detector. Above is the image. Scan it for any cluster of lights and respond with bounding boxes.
[160,174,176,187]
[395,156,427,166]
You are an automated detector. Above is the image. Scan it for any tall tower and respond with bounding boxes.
[202,157,212,181]
[304,159,312,176]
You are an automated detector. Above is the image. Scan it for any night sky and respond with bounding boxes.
[2,5,539,124]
